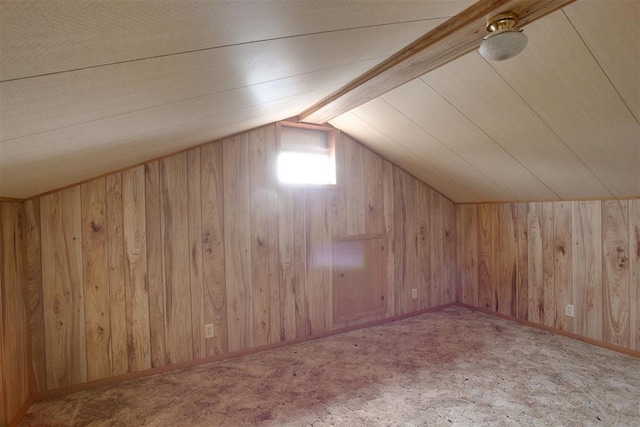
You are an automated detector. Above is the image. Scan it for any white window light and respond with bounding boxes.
[277,123,336,186]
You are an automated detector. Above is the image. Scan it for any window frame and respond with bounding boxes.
[275,120,338,188]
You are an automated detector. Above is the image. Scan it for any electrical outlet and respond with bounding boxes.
[204,323,215,338]
[565,304,574,318]
[412,288,418,299]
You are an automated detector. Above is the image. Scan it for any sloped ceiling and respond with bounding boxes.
[330,1,640,203]
[1,0,638,202]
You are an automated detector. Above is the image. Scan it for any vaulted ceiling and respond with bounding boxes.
[1,0,638,202]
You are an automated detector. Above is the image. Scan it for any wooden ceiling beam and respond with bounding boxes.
[298,0,576,124]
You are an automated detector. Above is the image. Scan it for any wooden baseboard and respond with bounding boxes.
[9,395,35,427]
[457,303,640,359]
[33,303,456,404]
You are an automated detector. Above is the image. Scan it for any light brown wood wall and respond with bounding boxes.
[457,200,640,352]
[26,124,457,392]
[0,201,31,427]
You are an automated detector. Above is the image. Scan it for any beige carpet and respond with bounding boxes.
[22,307,640,426]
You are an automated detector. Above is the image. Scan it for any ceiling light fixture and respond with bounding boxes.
[478,12,528,61]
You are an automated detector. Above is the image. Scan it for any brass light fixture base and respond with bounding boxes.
[486,12,520,33]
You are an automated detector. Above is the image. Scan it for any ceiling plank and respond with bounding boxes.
[0,0,472,81]
[298,0,576,124]
[345,99,515,202]
[420,52,611,199]
[488,11,640,198]
[1,20,436,142]
[330,112,482,203]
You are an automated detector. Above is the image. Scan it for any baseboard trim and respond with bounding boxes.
[457,303,640,359]
[33,303,456,404]
[9,395,35,427]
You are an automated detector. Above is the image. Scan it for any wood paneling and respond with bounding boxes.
[249,128,271,346]
[25,199,46,392]
[630,199,640,351]
[416,185,430,309]
[498,203,517,316]
[458,204,478,306]
[460,198,639,353]
[23,123,458,396]
[81,178,112,380]
[602,200,630,348]
[187,151,206,359]
[572,201,602,341]
[527,202,544,324]
[144,161,166,368]
[122,167,152,370]
[160,153,194,363]
[200,144,228,356]
[430,190,443,308]
[541,202,556,327]
[515,203,528,320]
[477,204,493,311]
[1,201,31,426]
[106,174,128,376]
[553,201,572,332]
[40,188,87,388]
[223,134,254,352]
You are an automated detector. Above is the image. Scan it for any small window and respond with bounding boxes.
[277,122,336,186]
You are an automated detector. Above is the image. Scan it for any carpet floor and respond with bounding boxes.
[21,307,640,426]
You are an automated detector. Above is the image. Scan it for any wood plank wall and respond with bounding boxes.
[26,123,457,392]
[457,200,640,352]
[0,201,31,427]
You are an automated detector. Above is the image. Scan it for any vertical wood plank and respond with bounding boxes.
[363,147,384,234]
[602,200,630,347]
[41,188,87,388]
[292,191,307,339]
[223,135,253,352]
[403,173,418,312]
[460,204,478,306]
[265,125,282,344]
[1,202,30,418]
[542,202,556,327]
[329,132,347,239]
[187,149,205,359]
[345,136,365,235]
[630,199,640,351]
[443,199,456,304]
[572,201,603,341]
[161,152,194,363]
[26,199,47,392]
[106,173,128,375]
[516,203,529,320]
[553,201,573,332]
[122,166,152,371]
[498,203,517,316]
[249,128,271,347]
[416,184,430,309]
[305,192,330,335]
[278,187,297,341]
[0,252,5,425]
[394,167,418,314]
[527,202,544,324]
[382,159,395,318]
[80,178,112,380]
[477,204,493,311]
[144,161,166,368]
[201,143,228,356]
[430,190,444,308]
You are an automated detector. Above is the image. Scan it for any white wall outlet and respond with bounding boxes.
[565,304,574,318]
[204,323,215,338]
[412,288,418,299]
